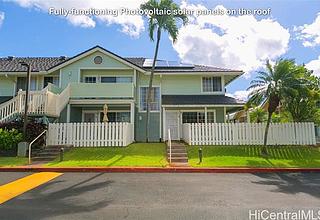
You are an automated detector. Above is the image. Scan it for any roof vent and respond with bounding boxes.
[7,56,14,61]
[59,56,66,61]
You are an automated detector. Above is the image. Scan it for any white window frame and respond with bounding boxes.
[201,76,224,94]
[139,86,161,112]
[180,109,216,123]
[83,75,98,83]
[82,110,131,122]
[100,76,133,83]
[43,76,60,88]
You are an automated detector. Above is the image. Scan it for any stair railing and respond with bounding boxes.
[168,129,172,163]
[28,130,47,165]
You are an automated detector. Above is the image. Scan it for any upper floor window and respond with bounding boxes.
[140,87,160,111]
[84,76,97,83]
[100,76,132,83]
[202,77,222,92]
[44,76,59,88]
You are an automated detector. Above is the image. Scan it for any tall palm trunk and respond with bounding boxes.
[146,28,161,142]
[262,111,272,156]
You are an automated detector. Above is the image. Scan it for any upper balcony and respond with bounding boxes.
[69,83,134,99]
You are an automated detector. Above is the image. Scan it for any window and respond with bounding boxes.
[83,113,96,122]
[99,112,130,122]
[182,111,215,123]
[16,77,37,92]
[140,87,160,111]
[100,76,132,83]
[43,77,59,88]
[202,77,222,92]
[84,76,97,83]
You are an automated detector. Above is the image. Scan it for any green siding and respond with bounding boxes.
[60,51,131,89]
[81,69,134,77]
[161,75,202,95]
[69,83,134,98]
[0,76,15,96]
[135,110,160,142]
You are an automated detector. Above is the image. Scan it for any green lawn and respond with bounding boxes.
[0,157,28,167]
[46,143,167,167]
[188,146,320,168]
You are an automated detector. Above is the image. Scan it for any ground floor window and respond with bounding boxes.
[182,111,215,123]
[99,112,130,123]
[82,111,130,123]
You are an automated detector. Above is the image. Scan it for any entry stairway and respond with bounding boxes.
[31,145,73,162]
[167,141,189,167]
[0,84,70,122]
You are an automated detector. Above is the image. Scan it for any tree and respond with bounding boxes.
[249,107,267,123]
[140,0,187,142]
[283,67,320,124]
[247,59,302,156]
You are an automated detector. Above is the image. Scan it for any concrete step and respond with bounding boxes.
[170,162,189,167]
[167,152,187,156]
[167,149,187,153]
[34,152,60,157]
[169,157,188,163]
[167,146,186,151]
[32,156,57,161]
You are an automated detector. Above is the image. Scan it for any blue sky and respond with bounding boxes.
[0,0,319,100]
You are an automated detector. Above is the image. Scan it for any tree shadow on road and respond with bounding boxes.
[0,173,114,220]
[251,173,320,198]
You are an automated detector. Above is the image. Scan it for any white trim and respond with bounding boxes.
[59,69,62,88]
[82,109,131,123]
[162,104,244,108]
[83,75,98,83]
[144,71,243,76]
[69,99,134,105]
[201,76,224,94]
[138,85,161,113]
[224,106,227,123]
[48,47,146,73]
[78,67,132,70]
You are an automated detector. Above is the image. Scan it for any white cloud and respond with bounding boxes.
[0,11,4,27]
[227,90,250,101]
[5,0,145,37]
[306,56,320,77]
[173,3,290,77]
[295,13,320,47]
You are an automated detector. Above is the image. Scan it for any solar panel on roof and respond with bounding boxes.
[143,59,194,68]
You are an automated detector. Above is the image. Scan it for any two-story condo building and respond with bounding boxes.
[0,46,244,142]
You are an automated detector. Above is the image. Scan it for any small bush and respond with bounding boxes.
[0,120,46,147]
[0,128,23,150]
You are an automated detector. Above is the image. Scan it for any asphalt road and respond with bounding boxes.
[0,172,319,220]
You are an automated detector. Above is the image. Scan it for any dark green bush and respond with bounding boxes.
[0,128,23,150]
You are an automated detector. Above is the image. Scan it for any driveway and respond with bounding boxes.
[0,172,319,220]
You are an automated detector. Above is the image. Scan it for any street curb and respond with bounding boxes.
[0,167,320,173]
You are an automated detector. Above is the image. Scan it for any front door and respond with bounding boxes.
[165,111,180,140]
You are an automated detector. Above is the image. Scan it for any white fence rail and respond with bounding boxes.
[47,122,134,147]
[183,122,316,146]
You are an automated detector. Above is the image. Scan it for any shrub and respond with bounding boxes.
[0,128,23,150]
[0,120,46,147]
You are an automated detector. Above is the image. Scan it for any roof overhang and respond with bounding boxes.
[48,46,146,74]
[162,104,244,108]
[145,71,243,76]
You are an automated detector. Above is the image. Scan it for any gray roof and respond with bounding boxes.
[0,57,68,72]
[162,95,244,106]
[0,46,242,73]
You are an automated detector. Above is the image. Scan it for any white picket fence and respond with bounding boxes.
[183,122,316,146]
[47,122,134,147]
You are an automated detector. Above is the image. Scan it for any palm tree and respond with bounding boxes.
[247,59,301,156]
[250,107,267,123]
[140,0,188,142]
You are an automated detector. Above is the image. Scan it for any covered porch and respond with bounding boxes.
[161,95,244,141]
[63,99,135,125]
